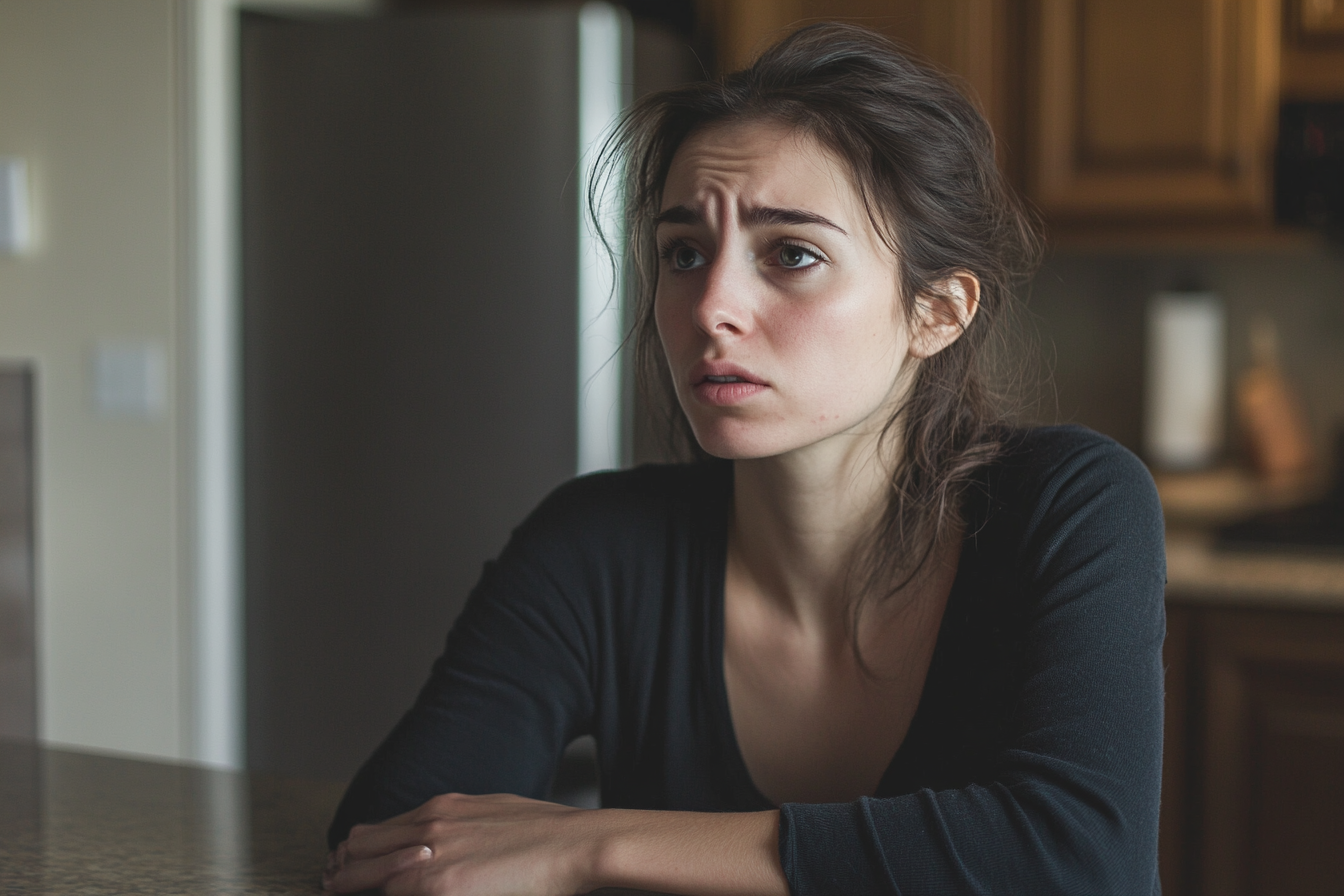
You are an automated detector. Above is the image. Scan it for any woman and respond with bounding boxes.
[324,22,1166,896]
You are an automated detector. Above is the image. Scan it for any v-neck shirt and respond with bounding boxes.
[329,425,1167,894]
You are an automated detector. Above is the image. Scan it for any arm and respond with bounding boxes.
[328,800,788,896]
[779,431,1167,894]
[324,468,790,896]
[327,478,605,847]
[325,468,792,896]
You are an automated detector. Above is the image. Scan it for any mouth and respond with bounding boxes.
[691,362,766,387]
[690,364,768,406]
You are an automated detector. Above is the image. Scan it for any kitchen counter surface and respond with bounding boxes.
[0,739,342,894]
[0,740,663,895]
[1166,527,1344,609]
[1156,467,1344,609]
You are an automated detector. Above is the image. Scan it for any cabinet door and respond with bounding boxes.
[1200,609,1344,896]
[1030,0,1280,221]
[706,0,1019,154]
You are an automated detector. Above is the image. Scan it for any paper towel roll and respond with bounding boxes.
[1145,292,1226,470]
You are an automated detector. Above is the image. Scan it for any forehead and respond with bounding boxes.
[661,120,864,220]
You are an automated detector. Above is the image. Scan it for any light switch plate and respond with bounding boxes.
[93,342,167,418]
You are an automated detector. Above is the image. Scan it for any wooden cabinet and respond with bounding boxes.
[1163,603,1344,896]
[1029,0,1280,222]
[1200,608,1344,896]
[704,0,1022,169]
[703,0,1287,229]
[1163,604,1194,896]
[1282,0,1344,99]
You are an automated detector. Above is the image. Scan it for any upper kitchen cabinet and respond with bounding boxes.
[705,0,1021,157]
[704,0,1299,237]
[1281,0,1344,100]
[1028,0,1280,224]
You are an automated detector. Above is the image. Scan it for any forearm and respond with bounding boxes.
[583,808,789,896]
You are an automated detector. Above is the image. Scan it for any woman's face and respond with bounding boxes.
[654,120,919,461]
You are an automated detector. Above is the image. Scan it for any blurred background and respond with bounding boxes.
[1,2,1343,894]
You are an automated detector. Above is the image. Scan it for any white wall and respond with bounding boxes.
[0,0,186,758]
[0,0,376,765]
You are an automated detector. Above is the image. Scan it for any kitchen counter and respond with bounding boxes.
[1156,467,1344,609]
[0,740,342,894]
[0,740,664,895]
[1166,527,1344,608]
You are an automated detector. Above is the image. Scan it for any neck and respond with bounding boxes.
[729,428,894,633]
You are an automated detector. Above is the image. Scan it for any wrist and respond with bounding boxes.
[569,808,788,896]
[577,807,628,889]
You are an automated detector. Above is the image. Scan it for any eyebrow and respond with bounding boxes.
[653,204,849,237]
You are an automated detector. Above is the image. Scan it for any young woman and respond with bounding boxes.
[323,23,1166,896]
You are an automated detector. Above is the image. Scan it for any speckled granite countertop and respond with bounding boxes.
[1166,528,1344,609]
[0,741,663,895]
[0,740,344,894]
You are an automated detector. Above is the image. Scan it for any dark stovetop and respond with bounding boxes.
[1217,432,1344,555]
[1216,497,1344,554]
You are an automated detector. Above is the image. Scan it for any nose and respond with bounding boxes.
[692,251,754,339]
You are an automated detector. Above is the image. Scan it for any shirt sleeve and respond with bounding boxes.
[778,433,1167,895]
[326,478,602,849]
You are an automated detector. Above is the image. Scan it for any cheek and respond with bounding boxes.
[772,290,907,383]
[771,301,910,432]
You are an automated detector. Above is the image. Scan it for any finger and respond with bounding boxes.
[374,791,491,827]
[372,795,459,827]
[344,821,438,861]
[323,844,431,894]
[371,791,519,829]
[369,806,421,826]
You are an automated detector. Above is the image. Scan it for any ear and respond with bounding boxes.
[908,272,980,359]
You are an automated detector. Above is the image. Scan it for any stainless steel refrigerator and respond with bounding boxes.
[240,3,676,780]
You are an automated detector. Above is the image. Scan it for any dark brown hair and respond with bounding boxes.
[593,22,1043,645]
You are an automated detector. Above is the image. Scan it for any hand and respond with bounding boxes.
[323,792,597,896]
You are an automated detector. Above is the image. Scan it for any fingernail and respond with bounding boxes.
[419,845,432,859]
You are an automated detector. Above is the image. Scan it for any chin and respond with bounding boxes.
[687,418,799,461]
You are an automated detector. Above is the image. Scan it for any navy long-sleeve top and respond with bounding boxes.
[329,425,1168,894]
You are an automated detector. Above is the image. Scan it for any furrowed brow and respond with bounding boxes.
[652,204,848,236]
[653,205,701,227]
[743,206,848,236]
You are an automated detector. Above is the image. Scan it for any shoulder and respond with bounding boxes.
[987,425,1160,528]
[977,425,1165,593]
[518,461,727,534]
[993,424,1152,489]
[454,462,729,649]
[497,460,730,571]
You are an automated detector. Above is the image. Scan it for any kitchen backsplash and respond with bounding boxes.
[1021,244,1344,472]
